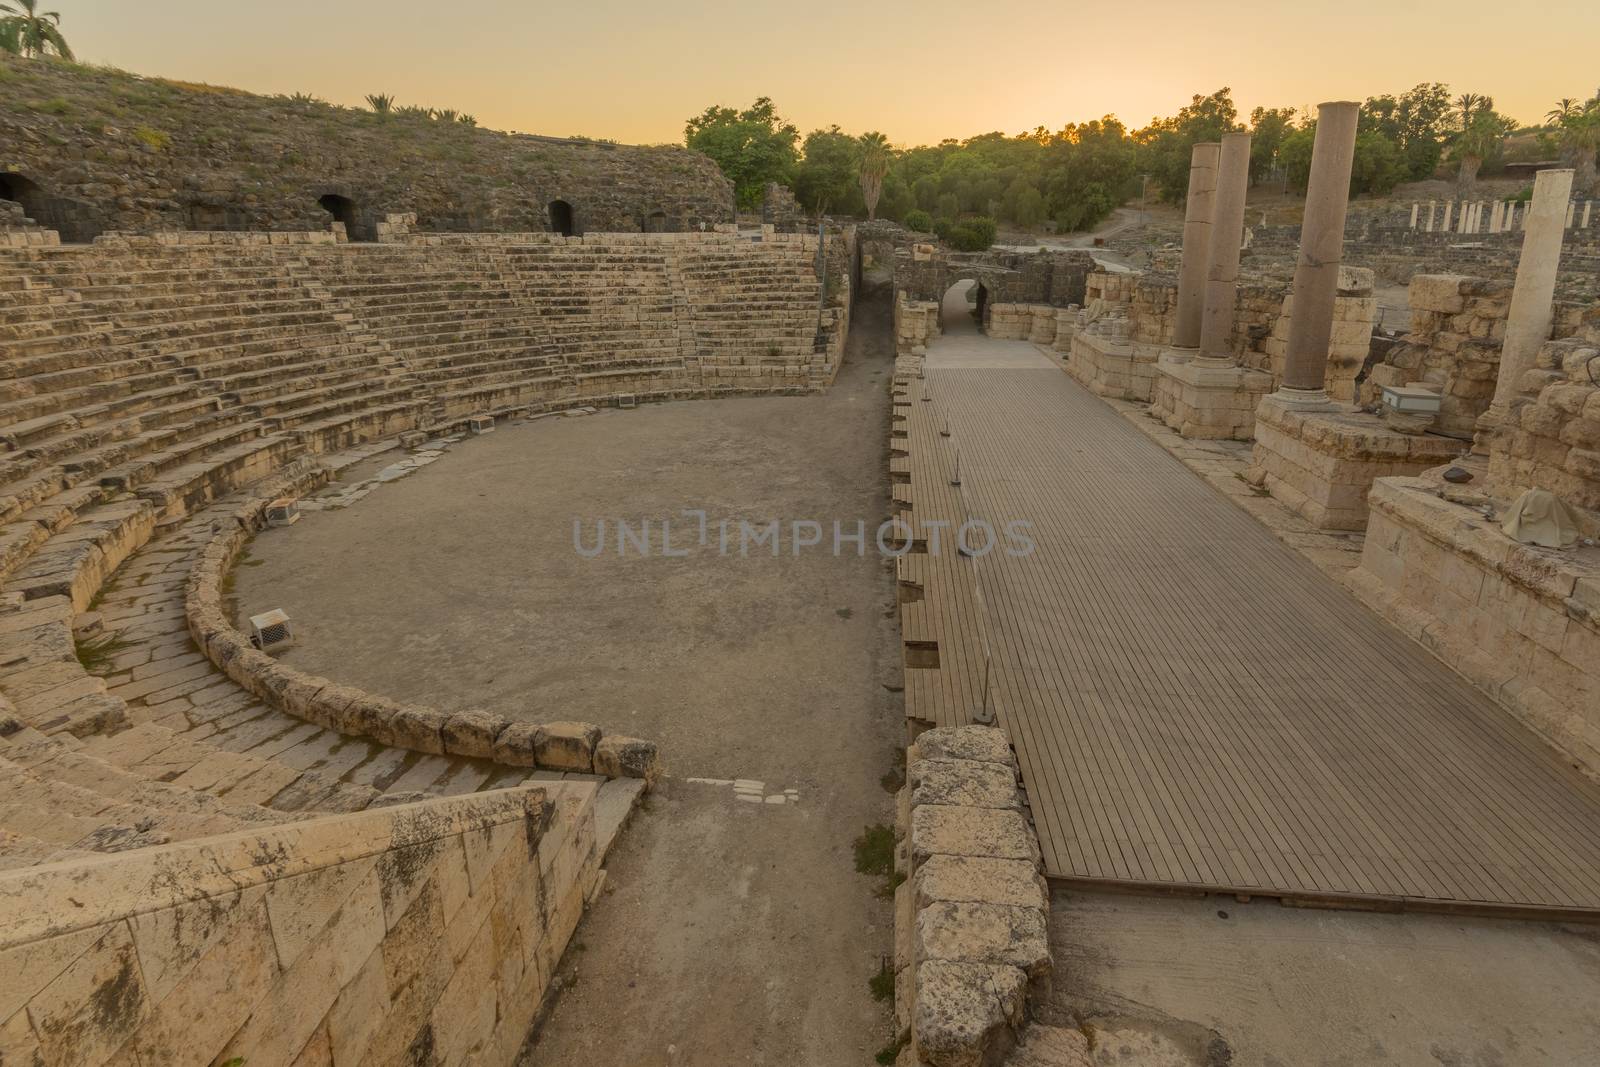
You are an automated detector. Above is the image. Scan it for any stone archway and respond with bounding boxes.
[642,210,669,233]
[0,172,100,243]
[319,193,369,241]
[940,278,989,335]
[549,199,575,237]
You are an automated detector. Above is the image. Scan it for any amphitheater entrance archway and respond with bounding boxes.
[319,194,368,241]
[549,199,575,236]
[0,172,39,211]
[642,210,669,233]
[940,278,988,335]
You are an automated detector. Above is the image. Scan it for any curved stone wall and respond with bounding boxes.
[184,465,661,780]
[0,55,733,241]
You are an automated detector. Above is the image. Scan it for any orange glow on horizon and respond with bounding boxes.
[54,0,1597,147]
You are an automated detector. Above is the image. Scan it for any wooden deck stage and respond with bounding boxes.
[892,337,1600,919]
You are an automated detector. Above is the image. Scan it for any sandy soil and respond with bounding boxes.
[236,281,907,1066]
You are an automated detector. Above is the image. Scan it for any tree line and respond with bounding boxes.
[686,87,1600,248]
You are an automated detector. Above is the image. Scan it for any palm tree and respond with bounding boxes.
[1454,93,1487,130]
[0,18,19,55]
[857,132,890,221]
[1554,99,1600,194]
[365,93,394,114]
[1453,111,1507,191]
[1547,98,1581,126]
[0,0,72,60]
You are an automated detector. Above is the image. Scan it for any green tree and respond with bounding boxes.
[1350,131,1405,196]
[792,126,863,215]
[1248,107,1297,184]
[1135,88,1240,203]
[1550,94,1600,194]
[1278,125,1316,191]
[1451,105,1515,190]
[685,97,800,211]
[365,93,394,114]
[0,0,72,60]
[1041,117,1137,230]
[857,131,891,220]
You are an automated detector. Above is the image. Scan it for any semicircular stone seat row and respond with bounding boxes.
[0,230,844,869]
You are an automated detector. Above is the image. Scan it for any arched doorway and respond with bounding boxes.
[0,172,98,243]
[319,194,366,241]
[940,279,988,335]
[0,172,48,230]
[642,210,668,233]
[549,199,575,237]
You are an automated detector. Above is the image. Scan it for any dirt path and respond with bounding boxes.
[236,280,906,1066]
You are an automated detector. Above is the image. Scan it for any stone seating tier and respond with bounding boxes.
[0,230,845,876]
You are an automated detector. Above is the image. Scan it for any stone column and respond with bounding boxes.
[1425,200,1436,231]
[1480,168,1575,436]
[1172,141,1221,351]
[1505,202,1516,231]
[1409,203,1419,229]
[1196,131,1252,364]
[1584,201,1594,228]
[1566,201,1577,229]
[1273,101,1360,406]
[1443,201,1455,230]
[1489,201,1503,233]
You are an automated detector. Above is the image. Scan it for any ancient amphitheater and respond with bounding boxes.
[3,58,1600,1067]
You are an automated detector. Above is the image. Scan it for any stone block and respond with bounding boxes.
[915,901,1051,984]
[910,725,1012,767]
[909,758,1021,810]
[439,708,508,760]
[592,734,662,781]
[490,721,541,767]
[913,959,1029,1067]
[533,721,602,772]
[910,805,1039,867]
[912,854,1048,912]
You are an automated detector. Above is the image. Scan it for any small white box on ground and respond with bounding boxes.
[249,609,294,653]
[265,498,300,527]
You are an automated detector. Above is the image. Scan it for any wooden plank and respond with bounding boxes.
[894,335,1600,918]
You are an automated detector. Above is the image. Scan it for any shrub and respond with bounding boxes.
[947,216,997,252]
[132,126,170,151]
[902,208,932,232]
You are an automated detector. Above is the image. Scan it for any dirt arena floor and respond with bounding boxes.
[236,281,906,1065]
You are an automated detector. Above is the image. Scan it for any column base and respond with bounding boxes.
[1065,331,1158,401]
[1247,395,1464,530]
[1268,386,1335,411]
[1149,353,1273,440]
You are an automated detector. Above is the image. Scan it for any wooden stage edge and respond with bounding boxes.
[1047,874,1600,924]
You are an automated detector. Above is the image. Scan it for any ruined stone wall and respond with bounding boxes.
[894,292,941,356]
[1488,319,1600,512]
[1081,269,1377,400]
[0,55,733,241]
[1364,275,1592,439]
[1350,477,1600,776]
[0,783,601,1066]
[760,182,805,232]
[1250,219,1600,301]
[894,248,1094,308]
[893,726,1051,1067]
[0,199,58,247]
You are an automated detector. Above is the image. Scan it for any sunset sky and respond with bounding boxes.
[60,0,1598,146]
